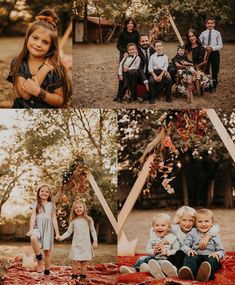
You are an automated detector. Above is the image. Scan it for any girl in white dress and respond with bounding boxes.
[59,200,98,284]
[26,185,60,277]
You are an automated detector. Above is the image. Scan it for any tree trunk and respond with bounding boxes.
[83,0,88,43]
[105,24,117,44]
[98,16,103,44]
[182,168,189,205]
[223,164,233,208]
[207,179,215,206]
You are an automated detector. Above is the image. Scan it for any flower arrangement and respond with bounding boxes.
[141,110,208,194]
[177,67,213,96]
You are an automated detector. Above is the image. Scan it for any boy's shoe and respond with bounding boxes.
[139,262,149,272]
[119,265,137,274]
[148,259,166,279]
[161,260,178,277]
[196,261,211,282]
[178,266,194,280]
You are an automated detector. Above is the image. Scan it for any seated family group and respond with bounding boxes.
[120,206,224,282]
[114,16,223,104]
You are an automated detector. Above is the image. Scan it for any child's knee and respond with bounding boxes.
[44,250,50,257]
[30,235,38,241]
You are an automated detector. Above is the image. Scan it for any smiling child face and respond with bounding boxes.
[206,19,215,30]
[154,42,163,54]
[127,45,137,56]
[179,211,195,233]
[196,214,213,233]
[153,217,170,237]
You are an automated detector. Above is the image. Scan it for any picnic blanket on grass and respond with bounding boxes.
[3,258,118,285]
[118,252,235,285]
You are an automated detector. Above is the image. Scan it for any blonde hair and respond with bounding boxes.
[173,206,196,224]
[196,208,214,223]
[69,200,92,223]
[36,184,53,214]
[152,213,171,226]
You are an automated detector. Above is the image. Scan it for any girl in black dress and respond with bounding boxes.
[7,9,72,108]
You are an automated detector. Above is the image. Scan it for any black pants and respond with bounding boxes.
[182,254,221,280]
[117,70,138,100]
[205,51,220,87]
[168,250,186,271]
[149,70,172,101]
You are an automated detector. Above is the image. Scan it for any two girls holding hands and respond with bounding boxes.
[27,185,98,284]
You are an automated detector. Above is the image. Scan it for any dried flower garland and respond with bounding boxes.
[141,110,207,194]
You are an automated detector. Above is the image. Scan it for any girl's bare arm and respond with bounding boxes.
[26,208,36,236]
[52,206,60,238]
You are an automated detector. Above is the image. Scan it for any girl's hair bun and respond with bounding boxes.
[36,9,59,29]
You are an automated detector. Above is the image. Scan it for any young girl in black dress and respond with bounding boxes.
[7,9,72,108]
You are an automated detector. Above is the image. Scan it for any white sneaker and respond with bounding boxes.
[139,262,149,272]
[161,260,178,277]
[148,259,166,279]
[119,265,137,274]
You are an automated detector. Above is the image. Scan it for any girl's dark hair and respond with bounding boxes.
[36,185,52,214]
[123,17,137,31]
[185,29,202,51]
[12,9,72,106]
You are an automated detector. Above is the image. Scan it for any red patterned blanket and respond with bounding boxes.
[3,259,118,284]
[118,252,235,285]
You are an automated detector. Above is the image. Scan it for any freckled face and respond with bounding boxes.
[179,212,195,233]
[27,26,51,58]
[153,217,170,237]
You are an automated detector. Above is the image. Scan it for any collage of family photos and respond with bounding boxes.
[0,0,235,285]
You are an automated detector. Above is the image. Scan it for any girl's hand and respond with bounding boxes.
[26,230,32,237]
[209,252,219,262]
[93,241,98,249]
[199,235,210,250]
[119,75,124,81]
[123,66,129,72]
[145,83,149,92]
[187,249,197,256]
[124,52,128,58]
[23,77,40,96]
[55,235,61,241]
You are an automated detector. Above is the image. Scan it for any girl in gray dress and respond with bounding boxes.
[59,200,98,284]
[26,185,60,277]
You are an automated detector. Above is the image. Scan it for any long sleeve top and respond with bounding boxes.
[199,29,223,51]
[181,228,224,259]
[146,231,179,259]
[118,55,140,76]
[117,30,140,56]
[148,53,169,73]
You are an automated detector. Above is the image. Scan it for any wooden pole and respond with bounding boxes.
[88,172,118,234]
[168,13,184,46]
[118,154,154,234]
[206,109,235,162]
[59,21,73,53]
